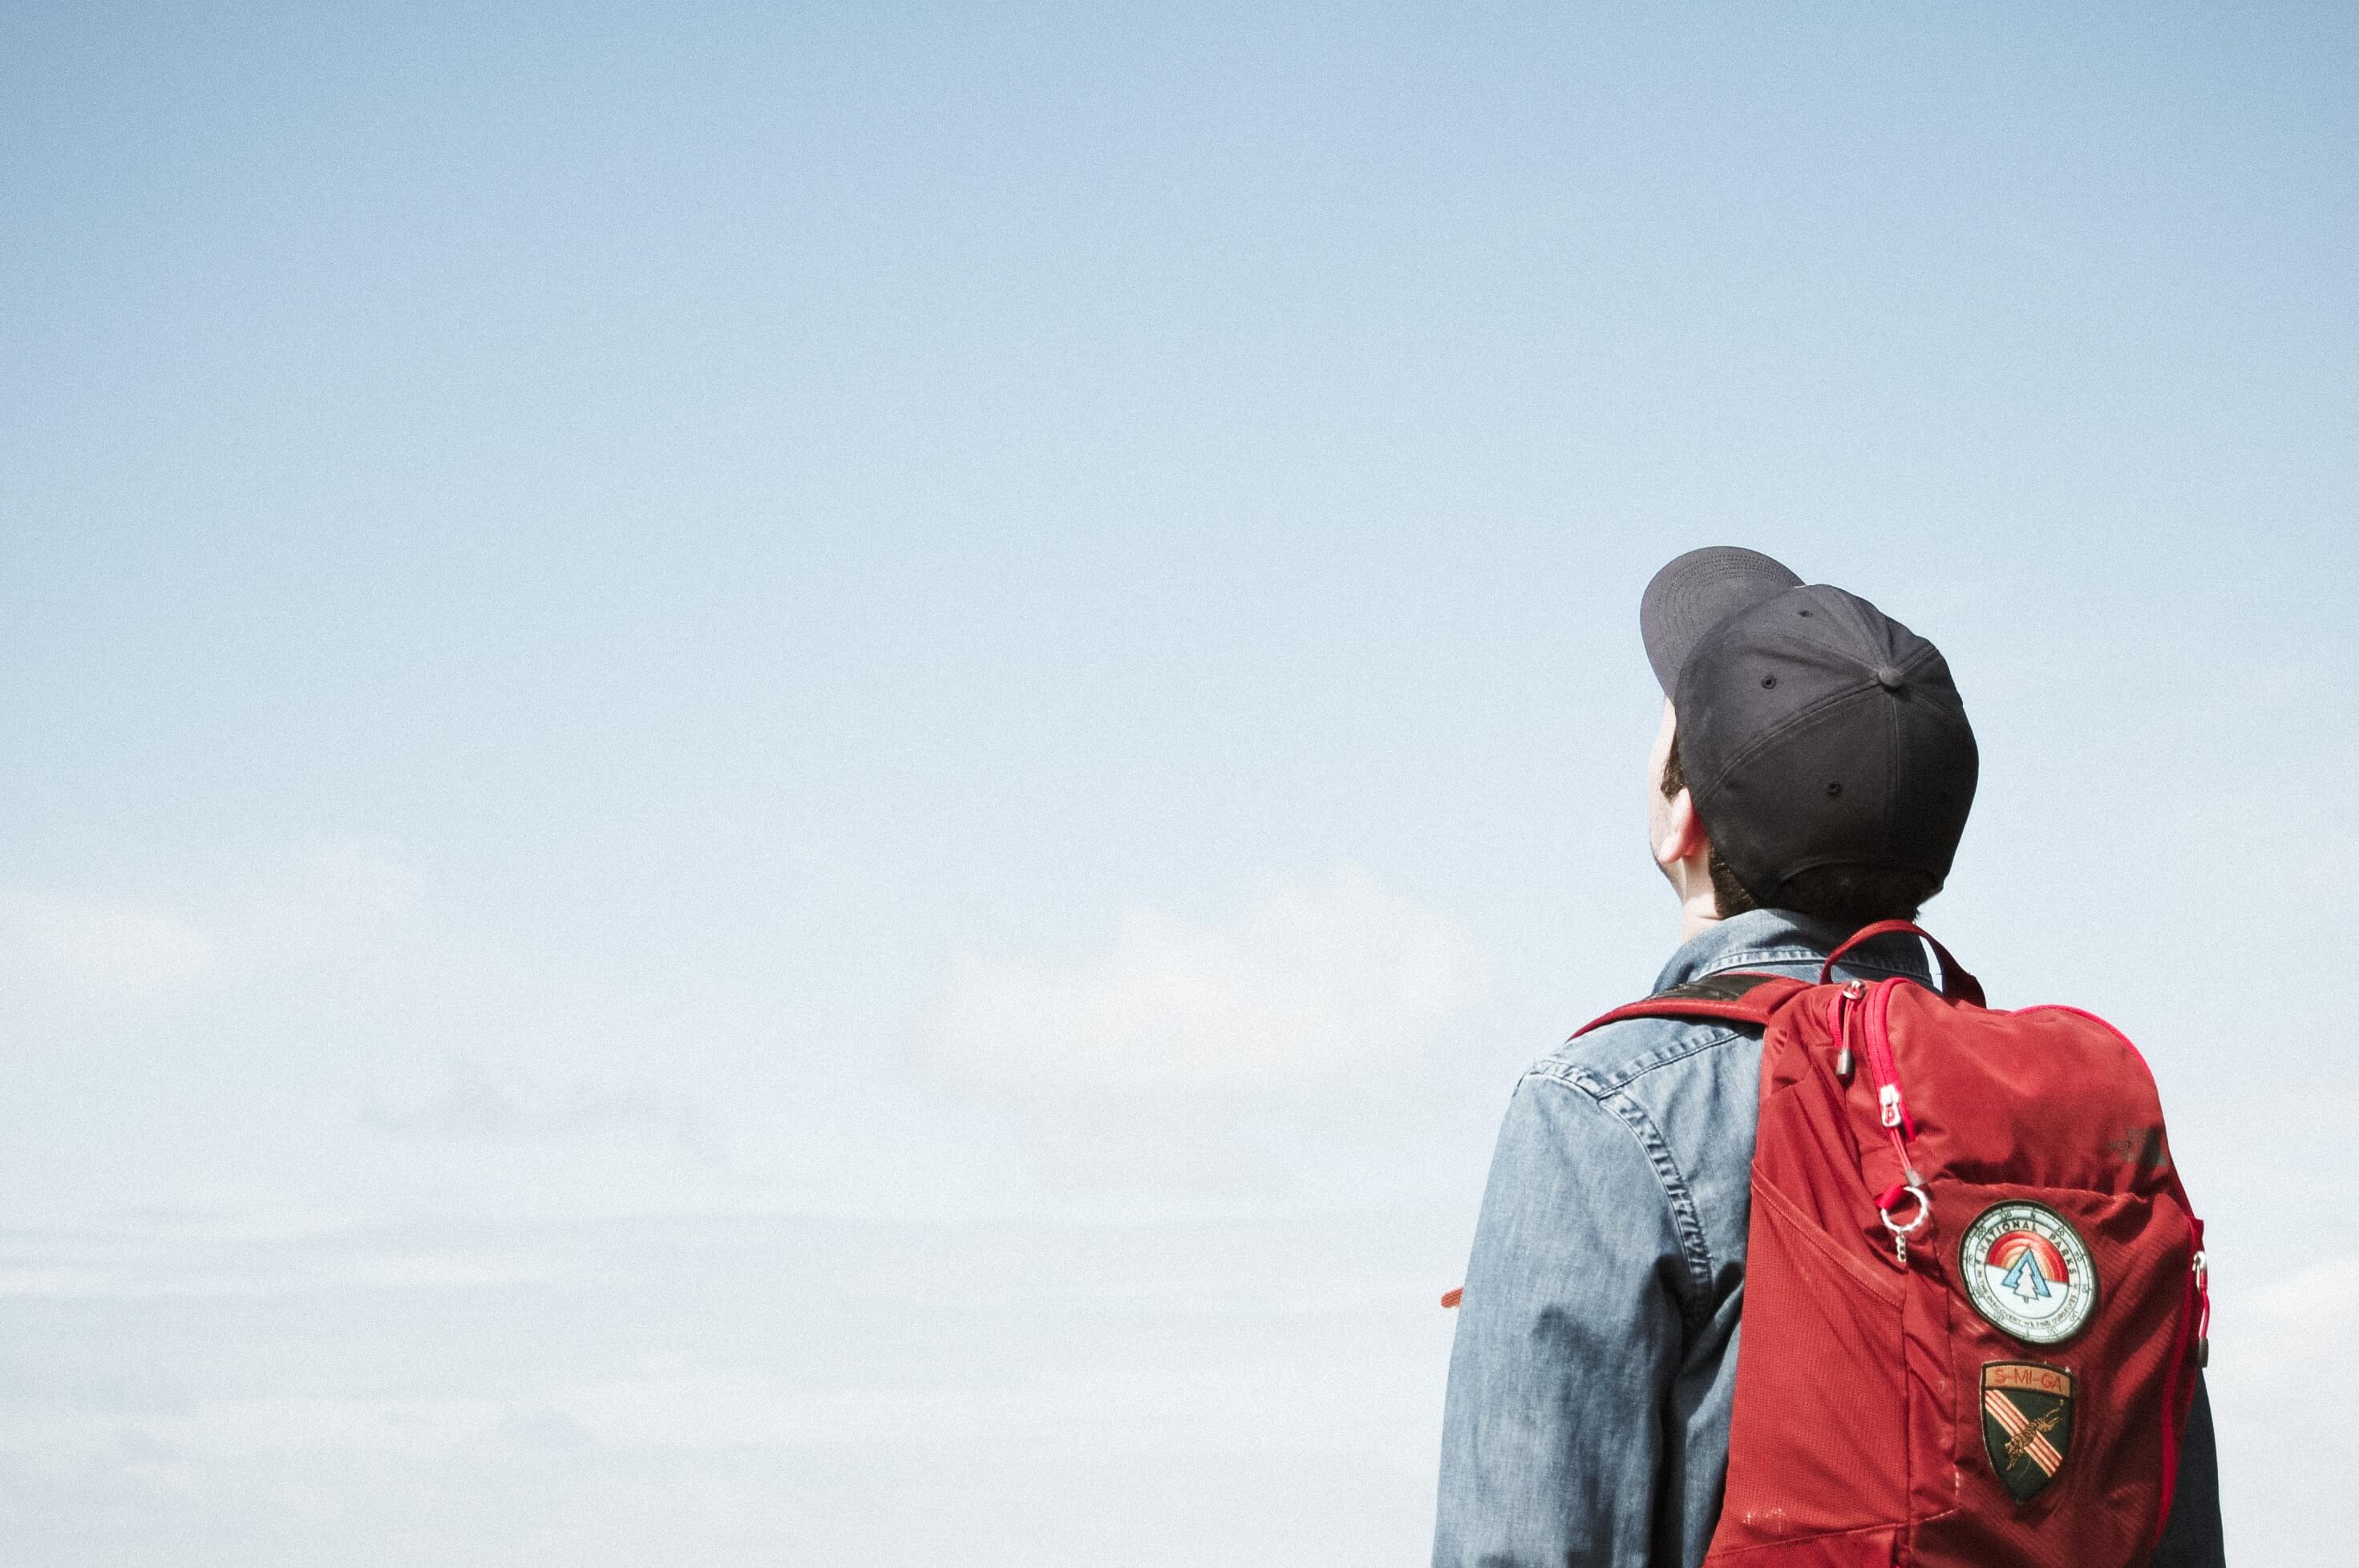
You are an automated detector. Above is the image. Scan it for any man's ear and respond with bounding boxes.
[1656,786,1709,871]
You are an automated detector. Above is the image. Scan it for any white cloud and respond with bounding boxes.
[0,890,218,1000]
[913,867,1483,1096]
[228,838,425,987]
[362,1055,716,1154]
[0,839,427,1022]
[364,1055,528,1141]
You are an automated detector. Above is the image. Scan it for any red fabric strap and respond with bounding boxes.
[1819,919,1985,1007]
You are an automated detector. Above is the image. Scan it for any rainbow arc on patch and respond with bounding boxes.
[1989,1231,2070,1303]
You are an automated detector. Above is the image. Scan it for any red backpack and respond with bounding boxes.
[1576,921,2209,1568]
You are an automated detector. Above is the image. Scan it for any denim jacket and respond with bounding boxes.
[1432,908,2221,1568]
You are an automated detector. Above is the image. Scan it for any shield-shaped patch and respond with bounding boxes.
[1981,1362,2074,1501]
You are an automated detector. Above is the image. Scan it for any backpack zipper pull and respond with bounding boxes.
[2192,1251,2211,1368]
[1835,980,1863,1080]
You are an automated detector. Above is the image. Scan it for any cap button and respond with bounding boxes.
[1874,665,1906,690]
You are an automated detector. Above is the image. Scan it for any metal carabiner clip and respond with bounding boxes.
[1880,1184,1932,1267]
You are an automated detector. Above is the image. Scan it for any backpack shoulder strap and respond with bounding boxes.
[1572,971,1812,1038]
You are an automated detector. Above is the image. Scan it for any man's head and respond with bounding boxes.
[1640,548,1977,933]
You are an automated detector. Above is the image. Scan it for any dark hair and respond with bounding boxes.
[1661,735,1940,929]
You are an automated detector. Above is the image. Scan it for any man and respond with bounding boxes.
[1430,548,2221,1567]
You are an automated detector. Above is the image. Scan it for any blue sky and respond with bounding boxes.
[2,3,2354,1562]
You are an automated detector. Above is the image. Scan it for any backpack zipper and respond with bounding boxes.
[1859,978,1918,1150]
[1844,977,1930,1264]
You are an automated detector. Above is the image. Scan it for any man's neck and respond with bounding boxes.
[1677,896,1722,945]
[1666,855,1721,944]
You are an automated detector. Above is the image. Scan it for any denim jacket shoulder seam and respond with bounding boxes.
[1538,1019,1751,1095]
[1521,1065,1716,1329]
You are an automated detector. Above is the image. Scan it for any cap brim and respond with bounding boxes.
[1641,546,1803,693]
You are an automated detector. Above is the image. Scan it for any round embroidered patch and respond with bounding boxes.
[1959,1202,2098,1345]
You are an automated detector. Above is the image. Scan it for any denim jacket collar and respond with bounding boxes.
[1650,907,1936,994]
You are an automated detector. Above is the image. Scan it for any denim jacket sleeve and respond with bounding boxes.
[1433,1069,1689,1568]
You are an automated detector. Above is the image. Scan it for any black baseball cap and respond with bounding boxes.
[1641,546,1803,694]
[1642,554,1977,905]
